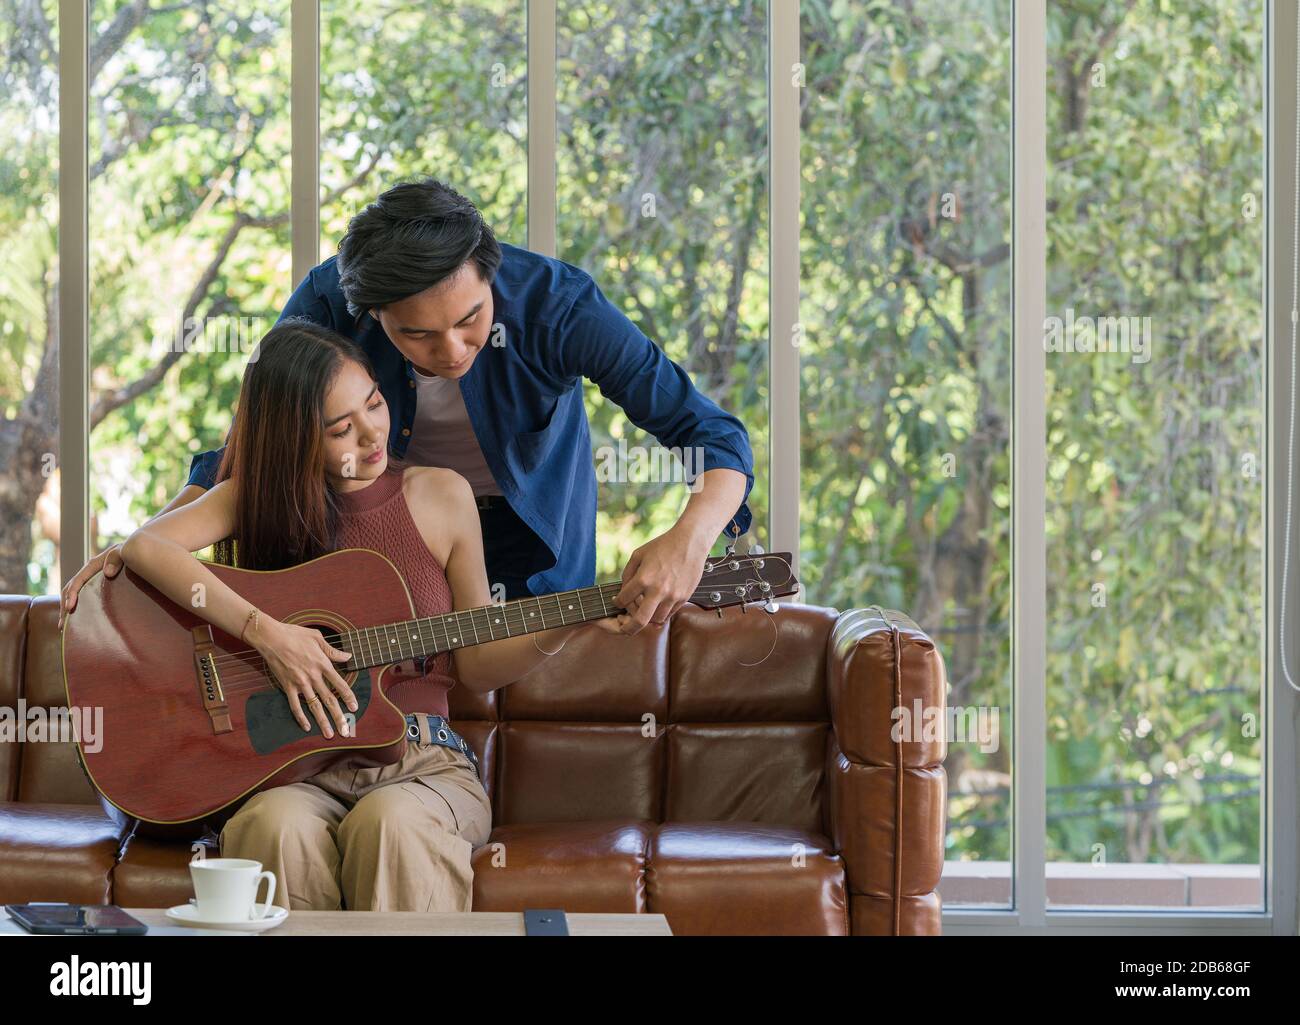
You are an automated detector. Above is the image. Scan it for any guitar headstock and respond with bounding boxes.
[688,551,800,613]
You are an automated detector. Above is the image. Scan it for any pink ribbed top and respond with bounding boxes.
[333,466,456,717]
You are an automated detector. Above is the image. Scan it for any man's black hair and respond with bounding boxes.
[335,177,502,318]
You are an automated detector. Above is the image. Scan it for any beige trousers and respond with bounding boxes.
[218,716,492,912]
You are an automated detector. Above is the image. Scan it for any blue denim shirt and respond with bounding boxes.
[186,242,755,595]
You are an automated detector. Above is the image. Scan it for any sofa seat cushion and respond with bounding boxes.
[473,819,652,913]
[647,822,848,935]
[0,802,127,905]
[471,819,848,935]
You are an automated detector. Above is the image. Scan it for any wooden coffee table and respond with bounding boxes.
[1,907,672,936]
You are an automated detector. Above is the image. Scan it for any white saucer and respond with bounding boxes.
[165,903,288,933]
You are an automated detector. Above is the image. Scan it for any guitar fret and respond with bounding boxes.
[345,578,698,672]
[414,619,432,659]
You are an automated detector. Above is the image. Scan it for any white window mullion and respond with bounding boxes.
[1010,0,1048,931]
[527,0,556,257]
[1267,0,1298,939]
[58,0,90,581]
[291,0,320,285]
[769,0,800,569]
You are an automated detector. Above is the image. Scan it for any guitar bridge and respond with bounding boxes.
[192,625,233,735]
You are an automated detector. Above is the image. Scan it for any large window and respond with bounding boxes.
[800,0,1014,907]
[557,1,770,576]
[25,0,1287,932]
[0,0,60,595]
[1044,0,1264,909]
[320,0,527,262]
[87,0,292,558]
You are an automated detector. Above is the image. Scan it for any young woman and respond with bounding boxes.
[97,319,631,914]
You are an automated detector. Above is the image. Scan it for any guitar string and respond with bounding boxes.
[207,575,781,694]
[199,554,785,674]
[210,584,629,693]
[203,561,791,693]
[205,581,629,684]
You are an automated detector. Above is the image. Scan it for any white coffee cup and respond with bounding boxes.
[189,858,277,922]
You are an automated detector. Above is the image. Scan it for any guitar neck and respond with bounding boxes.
[336,582,627,670]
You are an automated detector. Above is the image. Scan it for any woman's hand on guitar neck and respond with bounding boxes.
[247,617,358,738]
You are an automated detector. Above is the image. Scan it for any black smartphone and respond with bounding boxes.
[5,902,149,935]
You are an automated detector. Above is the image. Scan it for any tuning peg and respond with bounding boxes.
[763,600,779,614]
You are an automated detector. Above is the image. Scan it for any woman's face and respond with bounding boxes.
[321,358,390,490]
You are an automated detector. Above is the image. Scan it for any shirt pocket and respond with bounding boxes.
[508,393,565,473]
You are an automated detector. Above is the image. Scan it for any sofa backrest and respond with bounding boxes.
[449,603,838,836]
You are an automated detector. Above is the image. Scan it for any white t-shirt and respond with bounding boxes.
[398,366,503,498]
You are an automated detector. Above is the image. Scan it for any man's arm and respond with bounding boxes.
[551,273,757,633]
[552,273,755,529]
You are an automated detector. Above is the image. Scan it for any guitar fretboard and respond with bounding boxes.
[334,582,627,670]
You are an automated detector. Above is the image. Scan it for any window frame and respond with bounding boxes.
[54,0,1297,935]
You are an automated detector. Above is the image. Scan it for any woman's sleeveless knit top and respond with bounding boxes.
[333,466,456,717]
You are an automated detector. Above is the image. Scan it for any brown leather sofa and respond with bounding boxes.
[0,594,947,935]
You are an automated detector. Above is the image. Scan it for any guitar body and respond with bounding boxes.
[61,548,416,827]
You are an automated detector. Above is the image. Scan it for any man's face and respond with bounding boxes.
[370,261,494,379]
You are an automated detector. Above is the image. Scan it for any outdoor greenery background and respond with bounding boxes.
[0,0,1265,889]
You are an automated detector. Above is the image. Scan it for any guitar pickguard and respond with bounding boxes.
[244,669,374,754]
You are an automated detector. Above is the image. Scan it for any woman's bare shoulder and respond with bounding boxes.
[399,465,476,520]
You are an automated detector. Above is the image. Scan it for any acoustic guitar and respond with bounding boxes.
[61,547,798,826]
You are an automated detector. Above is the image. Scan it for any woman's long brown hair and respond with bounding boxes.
[211,319,380,570]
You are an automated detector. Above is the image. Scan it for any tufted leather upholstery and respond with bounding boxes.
[0,594,947,934]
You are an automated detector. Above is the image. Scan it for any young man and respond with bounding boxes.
[60,178,754,636]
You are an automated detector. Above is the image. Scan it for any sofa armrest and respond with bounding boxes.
[825,607,947,935]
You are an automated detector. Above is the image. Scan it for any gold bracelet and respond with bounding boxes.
[240,607,260,645]
[533,631,567,657]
